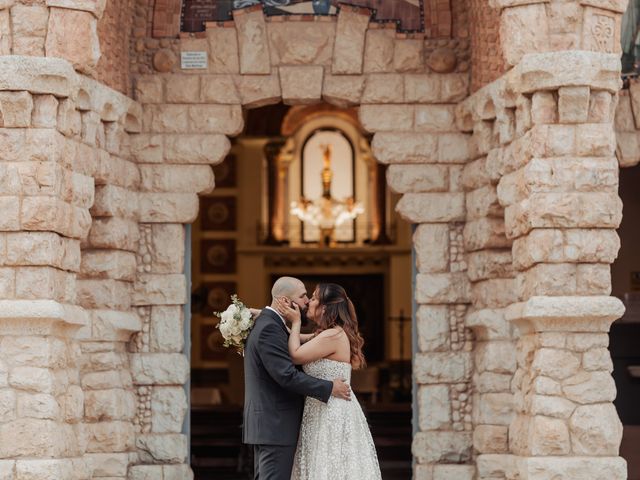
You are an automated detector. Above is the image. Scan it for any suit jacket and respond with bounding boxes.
[242,308,333,446]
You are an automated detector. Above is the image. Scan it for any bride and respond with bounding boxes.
[275,283,382,480]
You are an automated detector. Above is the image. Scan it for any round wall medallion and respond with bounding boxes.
[427,48,458,73]
[153,49,177,73]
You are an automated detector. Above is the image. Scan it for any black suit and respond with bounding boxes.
[243,308,332,479]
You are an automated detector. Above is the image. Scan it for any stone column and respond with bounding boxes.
[460,79,519,480]
[129,70,240,478]
[74,77,142,479]
[363,72,475,479]
[497,51,626,479]
[0,57,93,478]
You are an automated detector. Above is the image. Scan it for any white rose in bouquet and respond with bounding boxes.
[215,294,256,355]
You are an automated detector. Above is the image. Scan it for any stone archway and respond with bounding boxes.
[128,5,476,478]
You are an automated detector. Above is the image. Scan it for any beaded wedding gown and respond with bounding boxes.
[291,358,382,480]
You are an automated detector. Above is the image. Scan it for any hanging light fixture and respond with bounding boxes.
[290,144,364,245]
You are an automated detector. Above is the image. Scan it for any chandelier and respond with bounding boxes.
[290,144,364,244]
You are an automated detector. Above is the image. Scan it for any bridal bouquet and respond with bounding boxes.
[215,294,254,355]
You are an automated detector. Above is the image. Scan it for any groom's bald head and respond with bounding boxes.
[271,276,309,315]
[272,276,304,299]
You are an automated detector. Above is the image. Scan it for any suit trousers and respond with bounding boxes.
[253,444,297,480]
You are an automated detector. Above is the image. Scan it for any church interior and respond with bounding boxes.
[187,103,413,478]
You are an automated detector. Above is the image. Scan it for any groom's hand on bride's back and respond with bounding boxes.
[331,379,351,401]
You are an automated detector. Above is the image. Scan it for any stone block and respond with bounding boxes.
[86,421,135,453]
[512,229,619,270]
[576,263,611,295]
[359,105,414,132]
[322,74,364,107]
[133,273,186,306]
[529,394,576,419]
[139,164,213,194]
[80,250,136,282]
[437,133,471,163]
[200,75,240,104]
[15,458,75,480]
[414,105,457,132]
[0,11,9,56]
[510,51,622,94]
[562,371,617,404]
[362,74,404,103]
[433,465,474,480]
[531,348,580,381]
[371,132,437,163]
[10,5,47,38]
[463,217,510,252]
[471,278,517,309]
[615,91,635,131]
[467,250,513,283]
[418,385,451,430]
[474,392,515,426]
[151,386,187,433]
[582,347,613,371]
[77,279,131,310]
[234,9,271,74]
[0,197,20,231]
[129,465,162,480]
[505,192,622,239]
[500,4,548,66]
[393,38,424,72]
[557,86,590,123]
[0,57,76,98]
[386,164,448,194]
[0,92,33,128]
[569,403,622,455]
[206,27,240,74]
[268,22,334,66]
[84,453,129,477]
[149,224,185,274]
[531,91,557,125]
[475,341,517,374]
[45,8,99,73]
[150,306,184,352]
[188,105,243,135]
[515,456,627,480]
[576,123,616,157]
[473,425,508,453]
[149,105,189,133]
[416,272,470,304]
[165,75,200,103]
[363,29,394,73]
[466,309,512,341]
[279,66,323,105]
[138,193,199,223]
[413,224,449,273]
[416,306,449,352]
[332,7,369,74]
[134,76,163,104]
[87,216,139,251]
[412,431,472,464]
[414,352,472,384]
[136,433,188,464]
[588,90,613,123]
[28,95,57,129]
[529,415,570,455]
[163,464,194,480]
[466,185,502,220]
[396,193,465,223]
[164,134,230,164]
[84,389,135,422]
[9,367,55,394]
[616,131,640,167]
[404,75,441,103]
[234,72,281,109]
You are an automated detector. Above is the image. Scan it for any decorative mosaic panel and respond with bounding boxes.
[182,0,427,33]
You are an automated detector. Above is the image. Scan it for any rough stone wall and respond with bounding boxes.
[457,0,628,475]
[468,0,506,92]
[616,84,640,167]
[96,0,135,95]
[0,55,146,478]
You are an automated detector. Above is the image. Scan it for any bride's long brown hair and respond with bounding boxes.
[314,283,366,369]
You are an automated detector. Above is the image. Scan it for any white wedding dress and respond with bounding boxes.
[291,358,382,480]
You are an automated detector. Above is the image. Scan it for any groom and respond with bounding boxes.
[243,276,351,479]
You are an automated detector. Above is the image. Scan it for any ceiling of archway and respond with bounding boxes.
[182,0,425,33]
